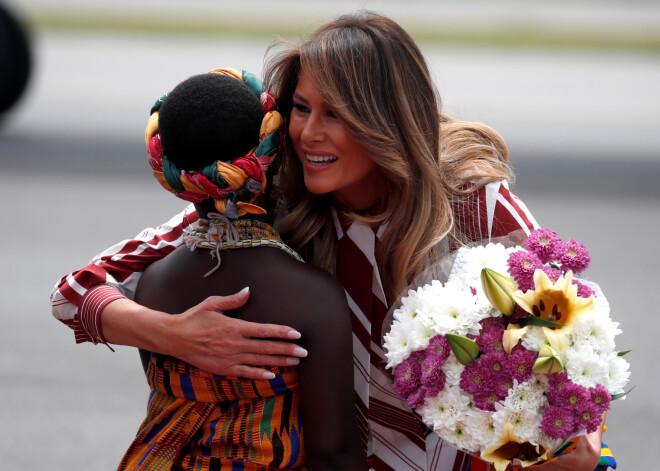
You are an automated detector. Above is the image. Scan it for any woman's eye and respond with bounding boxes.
[292,103,309,113]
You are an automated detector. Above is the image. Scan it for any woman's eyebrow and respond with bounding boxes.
[292,92,308,103]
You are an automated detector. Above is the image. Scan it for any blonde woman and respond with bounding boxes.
[52,11,607,471]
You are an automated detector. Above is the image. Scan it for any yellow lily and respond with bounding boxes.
[481,422,551,471]
[508,270,595,352]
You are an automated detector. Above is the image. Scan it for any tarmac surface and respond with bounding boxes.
[1,7,659,470]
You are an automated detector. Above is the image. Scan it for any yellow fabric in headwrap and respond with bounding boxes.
[208,67,243,81]
[260,111,284,140]
[215,161,248,189]
[145,112,159,148]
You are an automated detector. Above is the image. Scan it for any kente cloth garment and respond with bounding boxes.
[118,355,305,471]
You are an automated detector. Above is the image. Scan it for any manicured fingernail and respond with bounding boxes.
[263,371,275,380]
[293,347,308,357]
[239,287,250,296]
[287,330,301,339]
[286,357,300,366]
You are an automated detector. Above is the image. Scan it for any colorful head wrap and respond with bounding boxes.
[145,67,284,218]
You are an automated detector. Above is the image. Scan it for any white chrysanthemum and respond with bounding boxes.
[537,432,564,452]
[493,406,542,443]
[443,420,480,453]
[503,380,547,412]
[521,326,551,352]
[417,282,485,336]
[564,346,609,389]
[393,287,426,324]
[527,374,549,394]
[449,243,518,287]
[465,408,499,449]
[383,319,415,368]
[606,352,631,395]
[442,353,465,387]
[418,386,471,432]
[571,306,620,355]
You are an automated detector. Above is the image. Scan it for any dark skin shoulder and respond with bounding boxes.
[135,245,367,471]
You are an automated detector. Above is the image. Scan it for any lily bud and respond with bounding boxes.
[446,333,480,365]
[533,345,564,374]
[481,268,517,316]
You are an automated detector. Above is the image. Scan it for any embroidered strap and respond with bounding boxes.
[145,67,285,219]
[184,215,304,276]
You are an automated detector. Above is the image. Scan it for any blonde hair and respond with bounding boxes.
[266,12,511,302]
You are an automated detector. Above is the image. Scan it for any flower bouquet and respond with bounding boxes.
[383,229,630,471]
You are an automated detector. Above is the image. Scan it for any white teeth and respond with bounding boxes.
[306,153,338,165]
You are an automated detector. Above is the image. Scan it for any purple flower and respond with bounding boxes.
[425,335,450,363]
[547,372,569,404]
[507,250,543,286]
[525,228,561,263]
[470,321,505,353]
[574,281,595,299]
[555,382,590,411]
[460,362,489,395]
[479,351,508,376]
[555,239,591,275]
[541,405,578,439]
[589,384,611,414]
[393,356,422,398]
[505,349,537,383]
[508,305,531,324]
[542,266,563,283]
[574,402,603,433]
[421,353,447,388]
[473,391,499,412]
[422,373,446,398]
[406,387,426,409]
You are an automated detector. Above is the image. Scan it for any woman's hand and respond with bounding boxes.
[102,288,307,380]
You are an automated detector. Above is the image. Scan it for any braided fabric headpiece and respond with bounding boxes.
[145,67,284,218]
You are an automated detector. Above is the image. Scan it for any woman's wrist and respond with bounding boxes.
[101,297,180,355]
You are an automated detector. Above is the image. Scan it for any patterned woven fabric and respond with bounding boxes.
[118,355,305,471]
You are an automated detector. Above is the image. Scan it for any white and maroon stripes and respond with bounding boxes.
[50,204,199,343]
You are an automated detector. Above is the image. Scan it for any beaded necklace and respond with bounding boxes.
[183,213,303,277]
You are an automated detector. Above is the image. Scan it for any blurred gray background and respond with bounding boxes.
[1,0,658,469]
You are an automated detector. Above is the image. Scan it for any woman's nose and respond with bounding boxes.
[300,113,323,143]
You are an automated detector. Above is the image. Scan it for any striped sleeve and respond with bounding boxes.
[453,180,538,243]
[50,204,199,344]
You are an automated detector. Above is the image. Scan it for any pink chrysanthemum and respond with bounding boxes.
[479,351,508,376]
[589,384,611,414]
[481,331,505,353]
[541,266,563,283]
[574,281,595,299]
[574,402,603,433]
[422,373,446,398]
[505,349,537,383]
[507,250,543,285]
[425,335,450,363]
[421,353,447,388]
[473,391,500,412]
[406,387,426,409]
[556,382,590,411]
[393,356,422,398]
[555,239,591,274]
[460,362,490,395]
[547,372,569,404]
[524,228,561,263]
[541,405,578,439]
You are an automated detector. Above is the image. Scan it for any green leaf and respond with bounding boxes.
[617,350,632,357]
[611,385,635,400]
[446,333,479,365]
[518,316,565,328]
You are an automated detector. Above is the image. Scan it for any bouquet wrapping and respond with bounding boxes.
[383,229,629,471]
